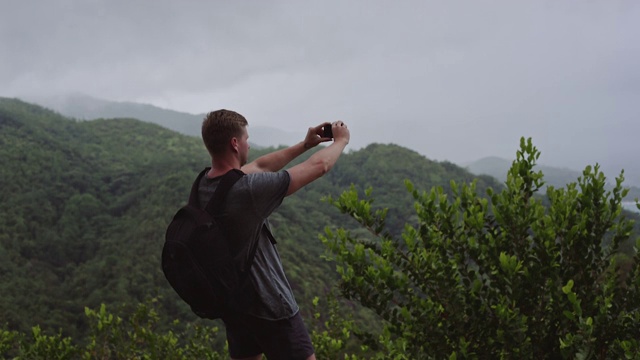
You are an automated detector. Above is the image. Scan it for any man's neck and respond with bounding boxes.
[208,159,240,178]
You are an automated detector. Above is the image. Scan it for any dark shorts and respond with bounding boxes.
[222,311,315,360]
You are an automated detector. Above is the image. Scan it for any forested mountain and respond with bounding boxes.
[0,98,505,341]
[27,94,640,193]
[29,93,204,137]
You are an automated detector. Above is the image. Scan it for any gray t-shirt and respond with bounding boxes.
[198,170,298,320]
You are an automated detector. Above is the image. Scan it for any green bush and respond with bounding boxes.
[0,299,226,359]
[322,138,640,359]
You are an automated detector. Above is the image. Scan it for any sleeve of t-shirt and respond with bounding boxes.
[246,170,290,218]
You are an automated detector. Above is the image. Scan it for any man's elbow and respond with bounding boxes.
[286,157,335,196]
[303,157,332,180]
[314,157,333,176]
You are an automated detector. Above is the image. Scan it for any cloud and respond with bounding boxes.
[1,0,639,182]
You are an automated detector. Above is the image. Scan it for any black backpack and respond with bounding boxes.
[162,167,252,319]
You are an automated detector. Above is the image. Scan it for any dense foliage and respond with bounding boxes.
[322,138,640,359]
[0,299,228,359]
[2,99,640,358]
[0,98,504,349]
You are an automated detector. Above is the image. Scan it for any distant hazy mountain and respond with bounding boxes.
[466,156,583,186]
[27,94,639,189]
[26,93,301,148]
[466,156,640,203]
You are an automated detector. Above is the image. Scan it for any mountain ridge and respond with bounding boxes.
[26,93,301,149]
[27,93,640,188]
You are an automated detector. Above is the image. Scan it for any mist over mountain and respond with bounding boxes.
[28,93,302,149]
[466,156,583,186]
[26,93,640,189]
[466,156,640,205]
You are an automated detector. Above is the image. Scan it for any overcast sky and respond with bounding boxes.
[2,0,639,180]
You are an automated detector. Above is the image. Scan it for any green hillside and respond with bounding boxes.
[0,98,505,342]
[0,98,208,339]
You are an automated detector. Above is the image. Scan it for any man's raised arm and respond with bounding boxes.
[241,122,331,174]
[285,121,350,196]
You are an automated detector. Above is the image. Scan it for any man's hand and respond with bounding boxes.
[303,122,333,149]
[329,120,350,145]
[286,120,350,196]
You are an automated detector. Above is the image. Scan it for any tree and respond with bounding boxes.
[322,138,640,359]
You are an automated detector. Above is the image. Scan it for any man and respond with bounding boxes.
[198,109,350,360]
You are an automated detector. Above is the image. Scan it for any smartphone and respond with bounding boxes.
[323,125,333,139]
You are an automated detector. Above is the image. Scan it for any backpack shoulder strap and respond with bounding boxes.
[191,168,270,281]
[187,168,245,214]
[188,168,210,207]
[204,168,245,216]
[263,224,277,245]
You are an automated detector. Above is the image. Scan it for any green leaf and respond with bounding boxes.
[562,280,574,294]
[563,310,575,321]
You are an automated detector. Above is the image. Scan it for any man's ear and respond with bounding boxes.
[230,137,239,153]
